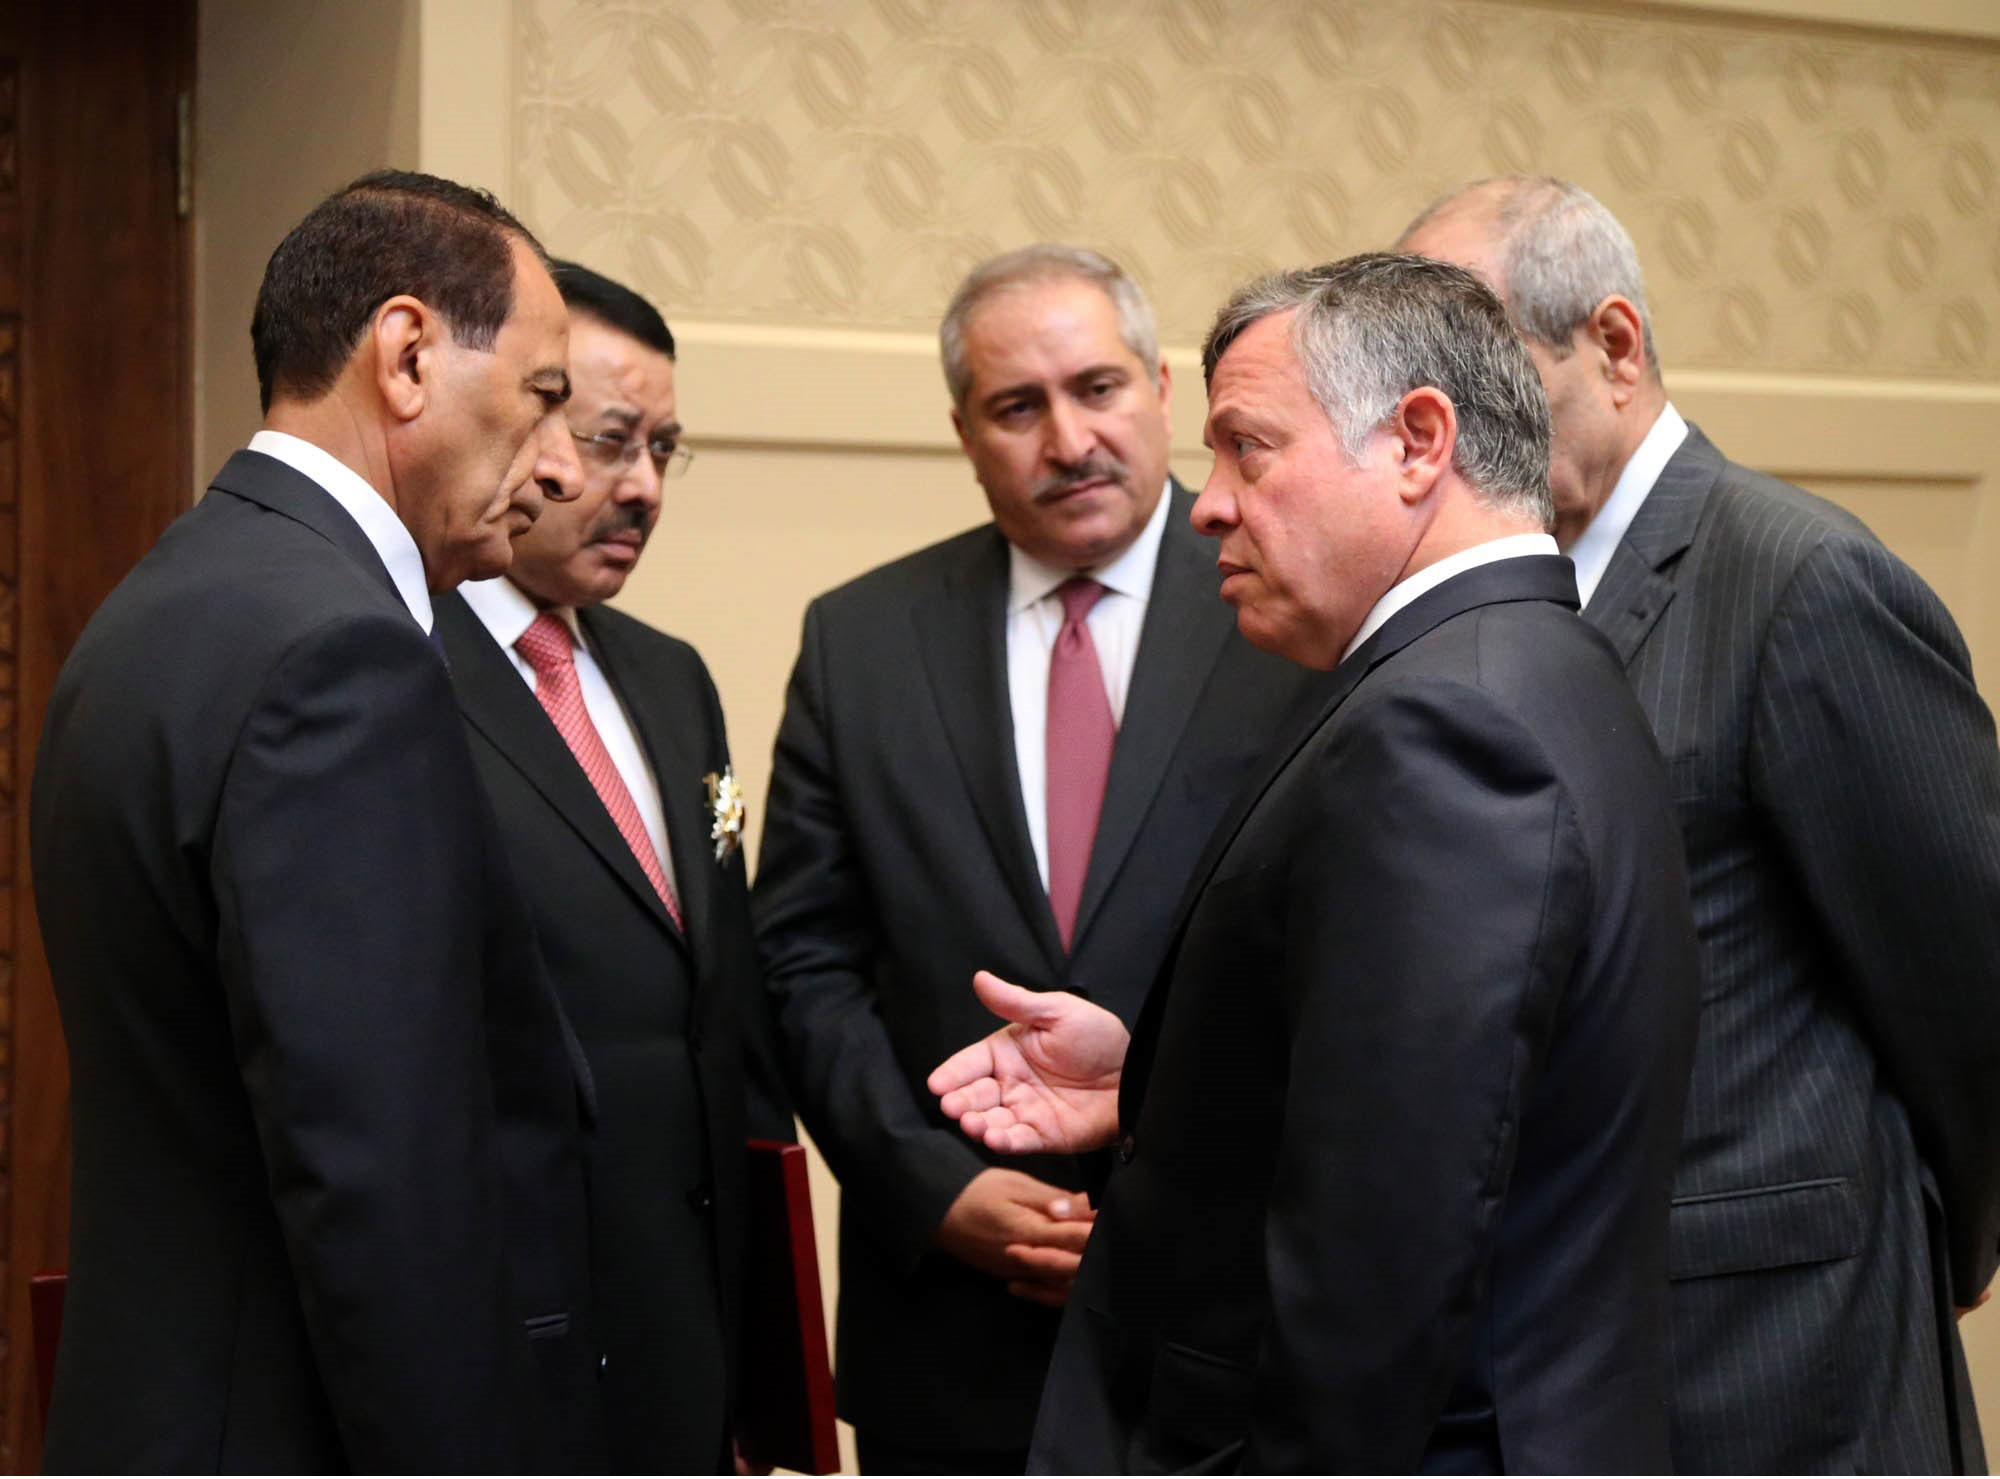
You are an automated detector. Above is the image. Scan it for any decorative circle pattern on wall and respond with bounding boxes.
[514,0,2000,379]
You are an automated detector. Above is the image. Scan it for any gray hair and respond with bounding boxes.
[939,244,1161,408]
[1202,252,1553,526]
[1401,176,1659,374]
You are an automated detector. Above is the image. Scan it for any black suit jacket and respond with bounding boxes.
[29,451,602,1472]
[1031,556,1701,1474]
[753,487,1326,1449]
[1585,425,2000,1473]
[436,590,791,1473]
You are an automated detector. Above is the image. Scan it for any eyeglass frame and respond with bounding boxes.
[569,427,695,479]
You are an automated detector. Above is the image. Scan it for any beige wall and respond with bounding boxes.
[194,0,420,489]
[194,0,2000,1467]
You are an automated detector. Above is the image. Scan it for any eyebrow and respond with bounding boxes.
[975,363,1128,414]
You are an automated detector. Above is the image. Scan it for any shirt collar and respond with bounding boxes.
[1341,532,1561,664]
[1563,401,1689,606]
[458,575,583,650]
[248,429,436,633]
[1007,477,1172,614]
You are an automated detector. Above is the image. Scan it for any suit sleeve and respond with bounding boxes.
[1750,533,2000,1301]
[754,602,988,1263]
[210,613,522,1470]
[1243,680,1586,1471]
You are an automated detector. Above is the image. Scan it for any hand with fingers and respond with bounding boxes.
[933,1167,1098,1307]
[928,970,1130,1156]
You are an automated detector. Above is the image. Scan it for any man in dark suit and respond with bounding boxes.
[753,245,1321,1472]
[29,171,603,1471]
[932,253,1702,1473]
[1401,176,2000,1473]
[435,261,791,1472]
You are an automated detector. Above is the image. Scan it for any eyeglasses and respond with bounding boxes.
[570,428,695,479]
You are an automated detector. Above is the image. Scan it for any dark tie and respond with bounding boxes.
[1045,577,1115,952]
[515,612,682,928]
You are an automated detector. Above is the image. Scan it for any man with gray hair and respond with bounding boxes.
[755,244,1320,1471]
[931,253,1701,1471]
[1401,176,2000,1473]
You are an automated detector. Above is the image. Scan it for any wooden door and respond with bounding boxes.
[0,0,195,1468]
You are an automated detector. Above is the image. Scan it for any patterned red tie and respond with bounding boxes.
[516,612,682,928]
[1045,577,1115,951]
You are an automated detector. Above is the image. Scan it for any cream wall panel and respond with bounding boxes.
[194,0,420,494]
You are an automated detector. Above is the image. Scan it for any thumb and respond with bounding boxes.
[971,970,1053,1028]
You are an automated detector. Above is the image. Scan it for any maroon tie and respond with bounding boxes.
[1045,577,1115,951]
[516,612,683,928]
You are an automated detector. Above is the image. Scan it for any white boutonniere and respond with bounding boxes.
[704,767,745,864]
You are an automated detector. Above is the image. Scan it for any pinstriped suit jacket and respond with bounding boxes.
[1587,424,2000,1474]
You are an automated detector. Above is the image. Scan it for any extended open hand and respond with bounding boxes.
[927,970,1129,1155]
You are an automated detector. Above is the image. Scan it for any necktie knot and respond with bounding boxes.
[1057,576,1106,629]
[515,611,576,679]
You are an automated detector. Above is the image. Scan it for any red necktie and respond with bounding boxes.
[1045,578,1115,951]
[516,612,682,928]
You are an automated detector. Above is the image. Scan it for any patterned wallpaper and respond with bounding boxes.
[513,0,2000,379]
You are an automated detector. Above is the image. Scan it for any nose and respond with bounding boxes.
[1191,465,1238,534]
[1044,395,1095,468]
[537,415,585,502]
[613,445,665,516]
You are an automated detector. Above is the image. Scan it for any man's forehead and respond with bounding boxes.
[1207,311,1300,402]
[569,318,674,382]
[966,276,1122,348]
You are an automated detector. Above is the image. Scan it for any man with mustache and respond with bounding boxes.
[754,244,1323,1472]
[435,262,792,1472]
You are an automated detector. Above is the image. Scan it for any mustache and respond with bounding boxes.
[1032,456,1129,503]
[587,501,654,543]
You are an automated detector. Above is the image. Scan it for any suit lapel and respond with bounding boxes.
[582,607,708,953]
[1582,426,1721,664]
[911,532,1067,972]
[1069,487,1231,951]
[434,593,684,945]
[1118,555,1581,1123]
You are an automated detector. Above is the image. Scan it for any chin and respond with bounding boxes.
[463,545,515,585]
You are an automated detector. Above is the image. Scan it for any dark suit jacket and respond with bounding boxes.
[1586,425,2000,1473]
[436,590,792,1473]
[753,486,1326,1449]
[1031,556,1701,1474]
[29,450,602,1472]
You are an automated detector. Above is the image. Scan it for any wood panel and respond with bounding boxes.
[4,2,194,1469]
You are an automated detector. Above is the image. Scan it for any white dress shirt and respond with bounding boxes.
[247,429,435,633]
[1008,481,1171,890]
[1341,532,1563,664]
[1563,402,1689,607]
[458,575,679,896]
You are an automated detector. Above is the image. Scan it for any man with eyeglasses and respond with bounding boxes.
[435,261,792,1473]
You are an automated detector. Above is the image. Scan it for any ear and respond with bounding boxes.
[951,403,974,458]
[1585,295,1648,408]
[1389,386,1456,505]
[1154,357,1174,437]
[372,294,433,423]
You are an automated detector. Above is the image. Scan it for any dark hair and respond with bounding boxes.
[1203,252,1553,526]
[250,169,545,411]
[549,260,676,358]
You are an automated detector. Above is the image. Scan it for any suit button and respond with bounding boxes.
[687,1183,715,1212]
[1116,1133,1136,1163]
